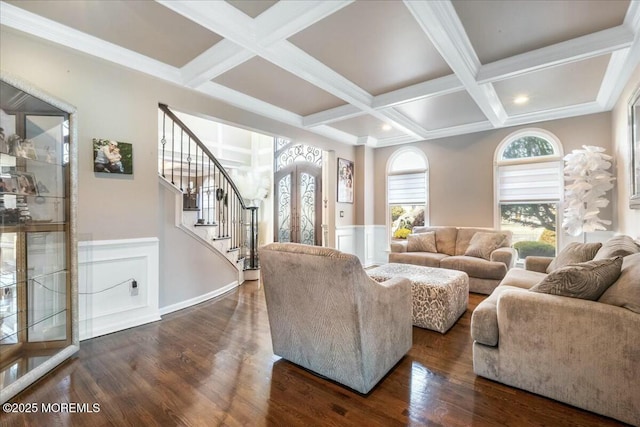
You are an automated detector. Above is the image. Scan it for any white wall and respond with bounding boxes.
[612,63,640,238]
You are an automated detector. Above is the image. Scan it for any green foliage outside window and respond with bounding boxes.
[502,136,554,160]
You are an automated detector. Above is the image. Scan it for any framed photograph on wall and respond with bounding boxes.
[337,157,354,203]
[93,138,133,174]
[629,86,640,209]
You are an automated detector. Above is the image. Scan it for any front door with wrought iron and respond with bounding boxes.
[274,140,322,245]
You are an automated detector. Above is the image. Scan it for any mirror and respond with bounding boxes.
[629,86,640,209]
[0,72,78,403]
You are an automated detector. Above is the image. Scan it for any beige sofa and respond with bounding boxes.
[389,226,516,294]
[471,236,640,426]
[260,242,413,394]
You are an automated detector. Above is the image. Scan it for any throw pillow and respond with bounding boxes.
[546,242,602,273]
[464,232,506,260]
[407,232,437,253]
[531,256,623,300]
[593,235,640,260]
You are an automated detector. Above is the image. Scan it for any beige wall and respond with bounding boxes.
[374,112,614,231]
[612,63,640,238]
[0,28,355,241]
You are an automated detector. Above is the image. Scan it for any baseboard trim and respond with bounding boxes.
[159,281,238,316]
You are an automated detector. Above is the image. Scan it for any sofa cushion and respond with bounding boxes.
[531,256,623,300]
[388,251,448,268]
[455,228,510,256]
[598,253,640,314]
[471,285,526,346]
[593,235,640,260]
[499,268,547,290]
[464,232,507,260]
[440,256,508,280]
[546,242,602,273]
[413,226,458,256]
[407,232,437,253]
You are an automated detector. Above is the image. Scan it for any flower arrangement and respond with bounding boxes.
[562,145,615,236]
[393,228,411,239]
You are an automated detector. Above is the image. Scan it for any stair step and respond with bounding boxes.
[183,208,199,212]
[213,236,231,241]
[227,247,240,253]
[194,222,218,227]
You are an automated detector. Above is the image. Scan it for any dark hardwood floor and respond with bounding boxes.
[3,280,629,426]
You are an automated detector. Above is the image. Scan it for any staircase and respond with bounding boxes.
[158,104,259,280]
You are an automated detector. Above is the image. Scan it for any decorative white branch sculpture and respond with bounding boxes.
[562,145,615,237]
[231,169,271,206]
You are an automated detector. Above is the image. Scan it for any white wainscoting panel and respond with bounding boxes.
[78,238,160,340]
[335,225,388,267]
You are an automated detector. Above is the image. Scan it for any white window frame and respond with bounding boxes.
[494,128,565,256]
[386,147,429,242]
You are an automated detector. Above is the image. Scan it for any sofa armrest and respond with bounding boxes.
[495,290,640,425]
[490,247,517,269]
[524,256,553,273]
[390,240,408,253]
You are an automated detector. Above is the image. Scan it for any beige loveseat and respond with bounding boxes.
[389,226,516,294]
[471,235,640,426]
[260,242,413,394]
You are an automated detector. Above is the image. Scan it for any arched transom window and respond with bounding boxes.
[387,148,429,239]
[495,129,564,263]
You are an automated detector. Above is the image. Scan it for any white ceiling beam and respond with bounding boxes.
[181,40,253,88]
[503,101,603,128]
[255,1,354,46]
[160,0,430,140]
[303,104,364,127]
[371,74,463,109]
[178,1,352,87]
[0,2,181,83]
[597,1,640,109]
[380,107,436,136]
[477,25,634,84]
[404,0,508,128]
[196,81,358,145]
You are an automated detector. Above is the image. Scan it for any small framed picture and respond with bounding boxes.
[93,138,133,174]
[337,158,354,203]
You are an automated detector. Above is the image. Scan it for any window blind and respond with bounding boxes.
[388,172,426,204]
[498,161,563,202]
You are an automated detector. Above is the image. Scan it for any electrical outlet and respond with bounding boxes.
[130,279,138,296]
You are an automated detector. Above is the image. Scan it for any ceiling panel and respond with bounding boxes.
[212,57,347,116]
[226,0,277,19]
[453,0,630,64]
[395,91,487,130]
[5,0,223,68]
[289,1,452,96]
[329,114,407,140]
[495,55,611,115]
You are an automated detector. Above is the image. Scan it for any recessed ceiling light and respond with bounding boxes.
[514,95,529,105]
[382,124,392,131]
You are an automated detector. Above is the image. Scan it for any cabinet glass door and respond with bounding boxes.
[0,74,78,403]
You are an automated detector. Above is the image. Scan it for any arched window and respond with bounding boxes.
[387,147,429,239]
[495,129,564,263]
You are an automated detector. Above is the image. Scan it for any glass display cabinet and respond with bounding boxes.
[0,73,78,402]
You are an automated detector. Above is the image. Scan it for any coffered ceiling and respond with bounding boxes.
[1,0,639,147]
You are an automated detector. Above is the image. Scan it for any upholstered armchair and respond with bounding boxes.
[259,243,412,394]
